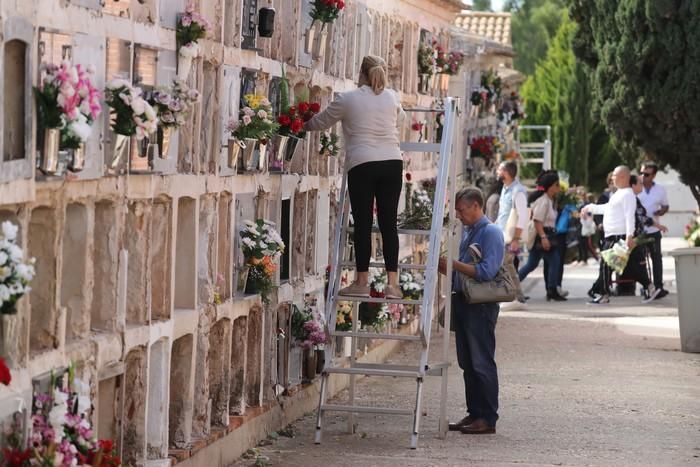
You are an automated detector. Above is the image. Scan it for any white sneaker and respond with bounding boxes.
[557,286,569,298]
[500,300,526,311]
[642,286,661,304]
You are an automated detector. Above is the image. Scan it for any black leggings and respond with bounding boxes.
[348,160,403,272]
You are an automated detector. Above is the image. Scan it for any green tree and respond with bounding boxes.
[472,0,493,11]
[571,0,700,206]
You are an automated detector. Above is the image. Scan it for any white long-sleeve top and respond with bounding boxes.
[587,187,636,237]
[305,85,406,171]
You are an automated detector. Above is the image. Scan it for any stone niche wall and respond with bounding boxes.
[216,192,233,301]
[197,195,218,306]
[91,201,119,331]
[305,189,317,276]
[229,315,247,415]
[122,346,147,466]
[175,197,197,310]
[208,318,231,427]
[169,334,194,448]
[245,305,263,407]
[28,206,58,353]
[291,190,306,281]
[192,306,215,438]
[125,201,152,325]
[150,198,173,321]
[61,203,90,342]
[146,338,169,459]
[97,374,123,453]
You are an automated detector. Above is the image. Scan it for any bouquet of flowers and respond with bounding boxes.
[359,270,389,331]
[309,0,345,28]
[319,131,339,157]
[398,188,433,229]
[469,136,496,160]
[417,41,436,75]
[399,271,423,300]
[34,61,102,149]
[434,43,464,75]
[228,94,278,143]
[291,306,327,349]
[336,301,353,331]
[104,79,158,139]
[684,216,700,247]
[149,79,200,129]
[2,366,122,466]
[601,237,652,274]
[240,219,285,304]
[277,102,319,138]
[176,4,211,50]
[0,221,36,315]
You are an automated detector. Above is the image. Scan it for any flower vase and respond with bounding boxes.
[304,23,317,54]
[228,138,243,169]
[39,128,61,174]
[110,133,131,170]
[419,74,432,94]
[302,348,317,381]
[129,135,150,172]
[244,268,258,295]
[177,42,199,80]
[1,313,17,359]
[257,141,268,172]
[158,126,174,159]
[312,27,328,60]
[236,266,250,295]
[69,143,86,172]
[285,136,302,162]
[315,348,325,374]
[269,135,289,172]
[238,138,260,173]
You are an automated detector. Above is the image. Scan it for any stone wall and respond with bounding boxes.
[0,1,470,465]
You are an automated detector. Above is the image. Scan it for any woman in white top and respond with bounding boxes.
[305,55,406,298]
[517,171,566,301]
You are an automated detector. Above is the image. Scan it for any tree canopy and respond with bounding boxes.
[571,0,700,206]
[471,0,493,11]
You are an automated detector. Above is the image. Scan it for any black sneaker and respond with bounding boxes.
[654,289,669,300]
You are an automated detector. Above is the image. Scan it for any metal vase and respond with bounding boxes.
[1,313,17,361]
[39,128,60,174]
[228,138,243,169]
[419,74,432,94]
[312,29,328,60]
[238,137,260,173]
[158,126,174,159]
[69,143,86,172]
[129,135,150,172]
[269,135,289,172]
[305,23,317,54]
[285,136,301,162]
[257,141,268,172]
[236,266,250,296]
[110,133,131,170]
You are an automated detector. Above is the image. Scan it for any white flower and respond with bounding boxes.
[242,115,252,125]
[1,222,18,241]
[179,42,200,58]
[241,237,256,249]
[7,244,22,262]
[257,110,267,119]
[107,78,130,90]
[68,114,92,142]
[243,107,255,117]
[131,97,146,115]
[0,251,7,266]
[0,284,10,302]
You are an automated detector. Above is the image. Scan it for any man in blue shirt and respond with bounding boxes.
[439,187,504,435]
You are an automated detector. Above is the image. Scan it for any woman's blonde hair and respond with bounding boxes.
[360,55,388,95]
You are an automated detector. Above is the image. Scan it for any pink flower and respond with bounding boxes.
[181,15,192,27]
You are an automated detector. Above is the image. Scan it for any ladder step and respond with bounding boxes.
[321,404,414,416]
[339,261,426,270]
[399,142,442,153]
[346,227,432,236]
[324,367,420,377]
[352,362,450,377]
[519,142,545,149]
[330,331,422,341]
[336,296,422,305]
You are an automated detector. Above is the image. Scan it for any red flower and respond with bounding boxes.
[298,102,310,114]
[288,106,296,115]
[337,0,345,8]
[0,358,10,386]
[98,439,114,452]
[291,118,304,134]
[3,448,32,465]
[405,172,412,182]
[278,114,291,126]
[411,122,423,132]
[310,102,321,113]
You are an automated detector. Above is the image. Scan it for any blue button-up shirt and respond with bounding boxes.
[453,216,505,292]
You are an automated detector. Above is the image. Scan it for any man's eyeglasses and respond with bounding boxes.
[642,172,653,177]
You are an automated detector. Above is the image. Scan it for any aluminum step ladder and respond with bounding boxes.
[515,124,552,171]
[314,97,460,449]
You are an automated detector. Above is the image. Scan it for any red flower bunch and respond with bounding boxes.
[434,41,464,75]
[310,0,345,26]
[470,136,495,159]
[0,357,10,385]
[77,439,122,467]
[277,102,320,137]
[2,447,32,465]
[411,121,424,132]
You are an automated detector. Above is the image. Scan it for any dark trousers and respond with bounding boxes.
[347,160,403,272]
[590,235,650,295]
[647,231,664,289]
[591,235,623,296]
[518,243,562,290]
[453,294,499,427]
[542,233,567,289]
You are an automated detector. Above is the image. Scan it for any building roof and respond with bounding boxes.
[454,12,512,47]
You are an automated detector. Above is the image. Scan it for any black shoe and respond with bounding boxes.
[654,288,669,300]
[587,288,597,299]
[448,415,476,431]
[546,289,567,302]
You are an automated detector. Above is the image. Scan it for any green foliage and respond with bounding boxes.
[571,0,700,206]
[472,0,493,11]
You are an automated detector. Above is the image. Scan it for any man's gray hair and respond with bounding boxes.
[455,187,484,208]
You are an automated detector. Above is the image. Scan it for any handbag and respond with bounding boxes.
[503,208,518,244]
[458,223,517,305]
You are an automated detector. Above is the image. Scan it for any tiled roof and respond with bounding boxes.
[454,12,512,47]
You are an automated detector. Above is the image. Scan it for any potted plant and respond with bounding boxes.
[227,94,278,172]
[104,79,159,172]
[306,0,346,59]
[0,221,35,360]
[34,62,102,175]
[149,79,200,159]
[417,41,435,94]
[176,4,211,79]
[239,219,285,304]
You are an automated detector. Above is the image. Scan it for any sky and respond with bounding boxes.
[464,0,506,12]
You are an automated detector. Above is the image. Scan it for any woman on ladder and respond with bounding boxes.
[304,55,406,299]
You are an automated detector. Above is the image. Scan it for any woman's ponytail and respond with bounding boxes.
[361,55,387,95]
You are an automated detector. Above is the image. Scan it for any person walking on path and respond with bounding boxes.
[582,166,654,305]
[439,187,503,435]
[494,161,528,310]
[305,55,405,299]
[517,171,567,301]
[638,161,670,299]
